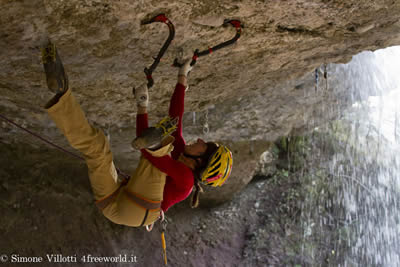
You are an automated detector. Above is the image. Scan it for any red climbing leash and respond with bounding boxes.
[0,113,131,180]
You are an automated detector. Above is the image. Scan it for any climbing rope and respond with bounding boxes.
[0,113,131,180]
[173,19,243,67]
[142,14,175,88]
[160,215,168,266]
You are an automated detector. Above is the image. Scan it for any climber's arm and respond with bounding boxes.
[178,75,187,87]
[167,59,193,158]
[137,106,147,115]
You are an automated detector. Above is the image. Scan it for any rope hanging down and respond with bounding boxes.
[160,217,168,266]
[142,14,175,88]
[0,113,131,180]
[173,19,243,67]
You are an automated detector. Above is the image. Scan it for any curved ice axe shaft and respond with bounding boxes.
[142,14,175,88]
[173,19,243,68]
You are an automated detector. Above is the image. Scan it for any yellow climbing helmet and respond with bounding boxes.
[200,144,233,187]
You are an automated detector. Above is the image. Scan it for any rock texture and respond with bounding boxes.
[1,1,400,265]
[0,141,304,267]
[2,0,400,205]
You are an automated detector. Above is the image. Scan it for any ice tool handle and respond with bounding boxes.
[142,14,175,88]
[173,19,242,68]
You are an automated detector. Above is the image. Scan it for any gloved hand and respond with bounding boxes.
[178,58,194,77]
[133,83,148,108]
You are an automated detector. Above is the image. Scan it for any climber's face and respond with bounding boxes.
[184,138,208,156]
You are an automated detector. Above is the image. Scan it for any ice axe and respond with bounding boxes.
[173,19,243,67]
[141,14,175,88]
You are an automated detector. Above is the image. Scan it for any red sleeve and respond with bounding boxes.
[138,83,194,212]
[169,83,186,159]
[162,177,193,211]
[141,150,192,183]
[141,150,194,212]
[136,113,148,137]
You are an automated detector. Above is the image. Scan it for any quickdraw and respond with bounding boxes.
[145,210,168,266]
[0,113,131,180]
[173,19,243,67]
[160,217,168,266]
[142,14,175,88]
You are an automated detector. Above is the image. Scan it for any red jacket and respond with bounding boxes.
[136,83,194,212]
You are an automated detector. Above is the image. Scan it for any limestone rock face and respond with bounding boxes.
[1,0,400,205]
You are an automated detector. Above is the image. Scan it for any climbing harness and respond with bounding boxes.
[173,19,243,67]
[142,14,175,88]
[0,113,131,181]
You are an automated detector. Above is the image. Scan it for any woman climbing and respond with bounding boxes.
[41,40,233,228]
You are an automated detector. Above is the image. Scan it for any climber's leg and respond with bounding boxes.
[42,41,119,201]
[46,90,120,200]
[113,136,175,226]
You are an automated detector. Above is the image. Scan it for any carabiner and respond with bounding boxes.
[173,19,243,67]
[142,14,175,88]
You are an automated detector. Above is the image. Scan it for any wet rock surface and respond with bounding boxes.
[2,0,400,143]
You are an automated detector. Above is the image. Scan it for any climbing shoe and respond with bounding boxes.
[41,39,69,95]
[132,116,179,150]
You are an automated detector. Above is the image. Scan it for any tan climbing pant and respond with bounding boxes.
[46,89,174,227]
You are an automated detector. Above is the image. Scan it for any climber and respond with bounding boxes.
[41,40,232,228]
